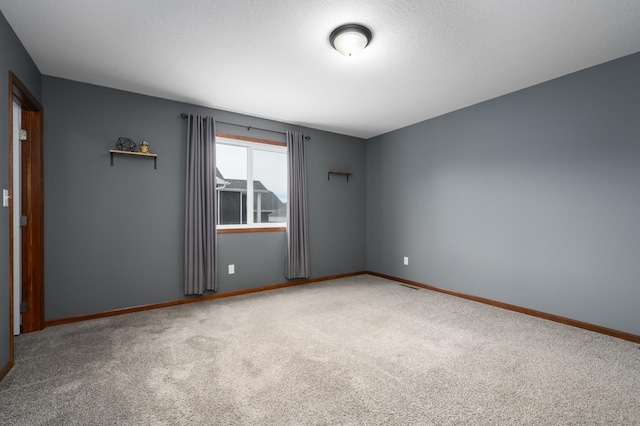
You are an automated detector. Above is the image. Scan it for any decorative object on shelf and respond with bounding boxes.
[115,137,137,152]
[139,140,151,154]
[328,171,352,182]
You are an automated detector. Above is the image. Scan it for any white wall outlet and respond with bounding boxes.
[228,264,235,274]
[403,256,409,265]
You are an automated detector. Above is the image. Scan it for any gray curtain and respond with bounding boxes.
[184,113,217,295]
[285,130,310,279]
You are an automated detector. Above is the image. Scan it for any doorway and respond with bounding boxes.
[8,71,44,365]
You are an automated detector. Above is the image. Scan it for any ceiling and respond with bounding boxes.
[2,1,640,139]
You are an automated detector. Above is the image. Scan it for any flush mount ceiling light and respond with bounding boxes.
[329,24,372,57]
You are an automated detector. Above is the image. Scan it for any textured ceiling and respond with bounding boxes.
[2,1,640,139]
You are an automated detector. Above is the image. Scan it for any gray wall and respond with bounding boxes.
[0,12,42,372]
[367,52,640,335]
[43,76,366,320]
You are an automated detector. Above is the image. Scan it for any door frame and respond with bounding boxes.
[7,71,44,368]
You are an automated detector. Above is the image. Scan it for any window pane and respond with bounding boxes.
[217,144,247,180]
[219,191,247,225]
[217,144,247,225]
[253,149,287,224]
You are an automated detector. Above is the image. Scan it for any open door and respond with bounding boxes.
[12,101,21,336]
[18,106,44,333]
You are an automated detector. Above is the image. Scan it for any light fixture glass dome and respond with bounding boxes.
[330,24,372,57]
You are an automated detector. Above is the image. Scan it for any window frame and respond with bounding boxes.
[215,133,287,233]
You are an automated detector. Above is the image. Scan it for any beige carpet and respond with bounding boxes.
[1,274,639,425]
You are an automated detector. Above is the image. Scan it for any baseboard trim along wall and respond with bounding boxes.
[368,271,640,344]
[43,270,640,344]
[43,271,367,328]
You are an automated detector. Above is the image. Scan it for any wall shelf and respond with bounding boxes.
[110,150,157,169]
[328,171,352,182]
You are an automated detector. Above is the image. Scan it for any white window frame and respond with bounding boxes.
[216,135,287,230]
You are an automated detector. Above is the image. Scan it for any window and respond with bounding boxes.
[216,135,287,230]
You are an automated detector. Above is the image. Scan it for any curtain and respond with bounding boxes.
[184,113,217,295]
[285,131,310,279]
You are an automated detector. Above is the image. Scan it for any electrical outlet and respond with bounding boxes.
[228,264,235,274]
[403,256,409,265]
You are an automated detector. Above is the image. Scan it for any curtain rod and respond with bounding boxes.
[180,113,310,140]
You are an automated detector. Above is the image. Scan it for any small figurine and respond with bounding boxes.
[139,141,151,154]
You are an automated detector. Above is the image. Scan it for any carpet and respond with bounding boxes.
[1,274,639,425]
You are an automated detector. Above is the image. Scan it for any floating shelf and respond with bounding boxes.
[328,171,352,182]
[110,150,158,169]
